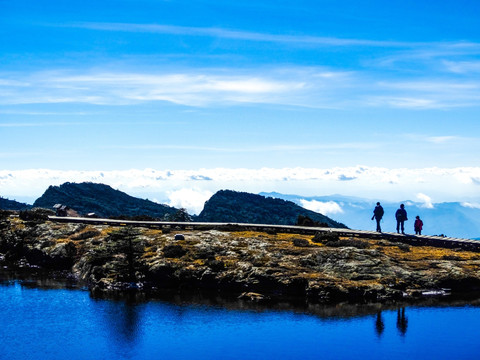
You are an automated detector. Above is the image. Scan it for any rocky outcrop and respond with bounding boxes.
[1,214,480,303]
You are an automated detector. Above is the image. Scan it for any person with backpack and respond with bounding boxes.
[371,202,384,232]
[395,204,408,234]
[414,215,423,235]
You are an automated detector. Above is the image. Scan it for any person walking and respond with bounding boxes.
[395,204,408,234]
[372,202,384,232]
[414,216,423,235]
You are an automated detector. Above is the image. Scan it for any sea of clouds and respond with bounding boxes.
[1,166,480,215]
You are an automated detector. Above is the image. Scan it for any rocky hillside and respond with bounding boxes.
[33,182,178,219]
[196,190,347,228]
[0,197,31,211]
[2,212,479,303]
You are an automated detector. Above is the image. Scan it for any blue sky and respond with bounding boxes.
[1,0,480,211]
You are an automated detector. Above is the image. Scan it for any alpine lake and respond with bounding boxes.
[1,271,480,360]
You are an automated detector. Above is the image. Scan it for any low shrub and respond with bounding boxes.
[326,239,371,249]
[71,229,101,240]
[162,227,171,234]
[292,238,311,247]
[312,231,340,243]
[19,208,54,222]
[205,258,225,271]
[296,215,330,228]
[0,210,15,220]
[397,243,411,252]
[163,244,187,258]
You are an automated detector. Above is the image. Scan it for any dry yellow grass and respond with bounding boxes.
[99,227,116,237]
[377,243,478,261]
[142,250,157,259]
[275,233,313,241]
[233,231,269,238]
[10,217,25,230]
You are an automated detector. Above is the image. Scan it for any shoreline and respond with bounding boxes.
[3,267,480,320]
[2,213,480,306]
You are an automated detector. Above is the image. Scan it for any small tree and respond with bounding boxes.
[296,214,329,227]
[105,227,144,283]
[167,208,192,222]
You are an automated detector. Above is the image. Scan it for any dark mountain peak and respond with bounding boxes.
[197,189,347,228]
[33,182,177,219]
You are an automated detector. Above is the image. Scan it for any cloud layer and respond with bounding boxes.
[2,167,480,214]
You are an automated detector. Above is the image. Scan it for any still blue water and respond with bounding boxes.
[1,281,480,360]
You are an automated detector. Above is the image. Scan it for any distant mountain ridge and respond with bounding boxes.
[0,197,32,211]
[261,192,480,239]
[196,190,347,228]
[33,182,178,219]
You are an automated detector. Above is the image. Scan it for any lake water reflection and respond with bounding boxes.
[1,279,480,360]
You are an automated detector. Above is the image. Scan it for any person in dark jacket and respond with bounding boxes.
[372,202,384,232]
[414,215,423,235]
[395,204,408,234]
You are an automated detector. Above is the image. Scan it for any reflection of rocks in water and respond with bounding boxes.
[0,268,77,289]
[396,307,408,336]
[375,311,385,337]
[89,286,480,325]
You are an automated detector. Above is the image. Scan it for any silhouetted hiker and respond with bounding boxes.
[395,204,408,234]
[414,215,423,235]
[371,202,384,232]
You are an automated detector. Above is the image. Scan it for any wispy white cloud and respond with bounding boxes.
[401,133,478,146]
[2,67,480,110]
[425,136,460,144]
[64,22,419,48]
[373,42,480,68]
[0,69,327,107]
[374,97,439,109]
[101,142,379,153]
[367,80,480,109]
[443,60,480,74]
[378,81,479,92]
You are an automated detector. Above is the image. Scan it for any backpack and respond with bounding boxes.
[374,206,384,217]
